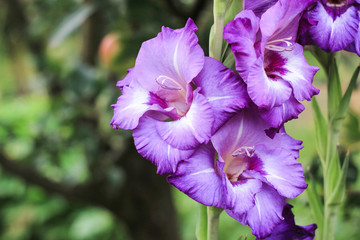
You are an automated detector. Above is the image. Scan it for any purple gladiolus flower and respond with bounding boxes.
[224,0,319,127]
[168,109,307,238]
[299,0,360,55]
[258,204,317,240]
[110,19,248,174]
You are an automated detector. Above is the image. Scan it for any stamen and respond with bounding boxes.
[266,36,295,52]
[156,75,182,90]
[232,146,255,158]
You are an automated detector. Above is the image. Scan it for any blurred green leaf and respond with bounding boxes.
[69,208,114,240]
[48,4,95,48]
[306,171,324,235]
[312,97,327,166]
[341,111,360,149]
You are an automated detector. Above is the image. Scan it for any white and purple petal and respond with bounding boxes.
[279,44,319,101]
[133,116,194,174]
[247,57,292,109]
[110,84,161,130]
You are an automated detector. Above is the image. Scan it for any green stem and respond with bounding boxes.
[322,126,341,240]
[196,204,208,240]
[210,0,230,60]
[323,203,338,240]
[207,207,222,240]
[310,52,360,240]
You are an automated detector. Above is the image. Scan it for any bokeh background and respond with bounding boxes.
[0,0,360,239]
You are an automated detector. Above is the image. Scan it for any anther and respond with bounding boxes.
[232,146,255,158]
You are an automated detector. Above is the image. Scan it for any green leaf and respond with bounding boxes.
[311,46,332,69]
[340,111,360,148]
[311,97,327,166]
[331,65,360,130]
[327,151,350,205]
[306,170,324,234]
[48,4,95,48]
[196,204,207,240]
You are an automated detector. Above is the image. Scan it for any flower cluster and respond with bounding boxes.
[111,0,320,238]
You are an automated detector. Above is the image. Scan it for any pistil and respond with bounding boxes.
[156,75,183,90]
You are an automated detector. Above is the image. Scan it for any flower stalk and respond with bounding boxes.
[210,0,232,60]
[207,207,223,240]
[196,204,208,240]
[202,1,232,239]
[310,49,360,240]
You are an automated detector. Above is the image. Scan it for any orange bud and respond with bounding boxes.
[98,33,121,67]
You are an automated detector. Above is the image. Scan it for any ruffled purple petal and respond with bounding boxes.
[223,10,260,81]
[156,90,213,150]
[279,44,319,101]
[228,184,286,238]
[193,57,249,132]
[247,57,292,109]
[167,144,228,208]
[110,85,156,130]
[259,204,317,240]
[259,95,305,128]
[255,145,307,199]
[307,3,359,52]
[272,127,303,159]
[131,18,204,92]
[133,116,195,174]
[116,68,134,89]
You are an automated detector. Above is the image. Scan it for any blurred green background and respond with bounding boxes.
[0,0,360,239]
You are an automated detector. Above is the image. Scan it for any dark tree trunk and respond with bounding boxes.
[111,139,180,240]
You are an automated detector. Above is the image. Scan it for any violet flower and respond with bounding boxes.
[258,204,317,240]
[223,0,319,127]
[168,109,307,238]
[110,19,248,174]
[299,0,360,55]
